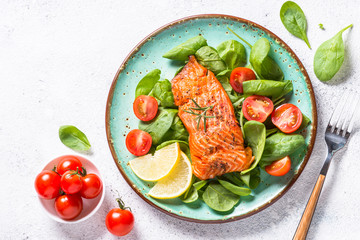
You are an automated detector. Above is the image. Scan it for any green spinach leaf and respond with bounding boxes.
[216,40,246,69]
[298,113,311,131]
[160,116,189,143]
[260,133,305,167]
[180,185,198,203]
[314,24,353,81]
[135,69,161,98]
[203,182,240,212]
[138,108,178,145]
[240,168,261,189]
[149,79,176,108]
[163,35,208,61]
[59,125,91,151]
[241,121,266,174]
[195,46,227,75]
[243,80,293,101]
[193,180,208,191]
[249,38,284,81]
[266,128,279,137]
[280,1,311,48]
[218,180,251,196]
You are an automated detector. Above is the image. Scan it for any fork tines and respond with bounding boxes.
[328,91,360,137]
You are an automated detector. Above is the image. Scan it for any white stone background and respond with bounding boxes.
[1,0,359,239]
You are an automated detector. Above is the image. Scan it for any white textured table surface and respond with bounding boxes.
[1,0,360,239]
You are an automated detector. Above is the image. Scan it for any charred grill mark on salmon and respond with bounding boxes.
[171,55,254,180]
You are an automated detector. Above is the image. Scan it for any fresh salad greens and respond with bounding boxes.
[131,31,310,212]
[280,1,311,48]
[163,35,207,61]
[314,24,353,81]
[249,38,284,81]
[319,24,325,30]
[59,125,91,151]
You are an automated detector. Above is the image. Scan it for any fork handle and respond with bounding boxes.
[293,174,326,240]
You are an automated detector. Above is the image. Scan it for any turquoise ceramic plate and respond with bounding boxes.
[106,14,317,223]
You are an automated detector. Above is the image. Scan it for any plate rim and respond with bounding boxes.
[105,14,317,223]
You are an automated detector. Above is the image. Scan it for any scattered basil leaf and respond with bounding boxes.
[59,125,91,151]
[314,24,353,81]
[243,80,293,101]
[163,35,208,61]
[319,23,325,30]
[195,46,227,75]
[139,108,178,145]
[280,1,311,48]
[218,180,251,196]
[202,182,240,212]
[149,79,176,108]
[260,133,305,167]
[135,69,161,98]
[241,121,266,174]
[249,38,284,81]
[216,40,246,70]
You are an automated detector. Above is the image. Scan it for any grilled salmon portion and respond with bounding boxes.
[171,55,254,180]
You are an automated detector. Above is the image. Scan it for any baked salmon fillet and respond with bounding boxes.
[171,55,254,180]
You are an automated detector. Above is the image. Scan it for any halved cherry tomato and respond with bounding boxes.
[55,194,83,220]
[125,129,152,156]
[265,156,291,176]
[57,156,83,175]
[133,95,158,121]
[34,170,61,199]
[230,67,256,93]
[242,95,274,122]
[271,103,303,133]
[61,170,83,194]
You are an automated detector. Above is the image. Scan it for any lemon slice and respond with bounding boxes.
[149,151,192,199]
[129,142,180,181]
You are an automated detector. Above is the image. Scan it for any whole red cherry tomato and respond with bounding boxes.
[80,172,103,199]
[57,156,83,175]
[61,169,83,194]
[55,194,83,220]
[34,169,61,199]
[106,198,134,236]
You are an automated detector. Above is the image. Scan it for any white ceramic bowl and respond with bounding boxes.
[37,155,105,223]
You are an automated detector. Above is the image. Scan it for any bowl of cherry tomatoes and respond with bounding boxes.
[34,155,105,223]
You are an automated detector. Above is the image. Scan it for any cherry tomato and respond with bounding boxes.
[242,95,274,122]
[61,170,83,194]
[106,198,134,237]
[34,170,61,199]
[57,156,83,175]
[271,103,303,133]
[125,129,152,156]
[230,67,256,93]
[55,194,83,220]
[265,156,291,176]
[80,173,103,199]
[133,95,158,121]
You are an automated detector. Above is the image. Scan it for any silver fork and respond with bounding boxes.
[293,92,359,240]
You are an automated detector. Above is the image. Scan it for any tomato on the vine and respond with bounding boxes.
[61,170,83,194]
[57,156,83,175]
[80,173,103,199]
[35,170,61,199]
[106,198,134,236]
[55,194,83,220]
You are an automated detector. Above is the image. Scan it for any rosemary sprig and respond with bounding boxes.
[183,99,216,132]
